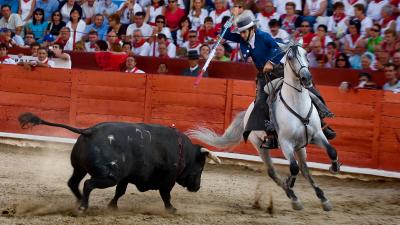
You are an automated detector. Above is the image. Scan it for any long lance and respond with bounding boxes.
[194,15,234,86]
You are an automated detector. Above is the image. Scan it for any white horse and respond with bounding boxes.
[187,43,341,211]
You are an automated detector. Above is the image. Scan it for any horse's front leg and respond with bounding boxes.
[280,142,303,210]
[296,148,333,211]
[312,132,341,174]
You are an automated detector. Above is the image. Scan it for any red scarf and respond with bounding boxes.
[190,41,200,48]
[0,55,10,62]
[23,0,30,3]
[349,0,358,5]
[262,10,275,18]
[127,67,139,73]
[374,0,383,3]
[334,13,346,23]
[351,34,360,44]
[133,39,146,48]
[381,16,395,28]
[90,43,96,48]
[215,8,227,15]
[39,57,49,64]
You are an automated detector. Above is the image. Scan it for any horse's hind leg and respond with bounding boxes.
[312,133,341,174]
[280,142,303,210]
[296,148,333,211]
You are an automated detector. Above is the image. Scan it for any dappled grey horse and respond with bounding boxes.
[187,42,341,211]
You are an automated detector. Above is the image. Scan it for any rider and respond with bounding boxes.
[222,8,336,149]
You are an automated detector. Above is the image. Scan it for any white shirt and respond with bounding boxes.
[126,67,145,73]
[133,41,151,56]
[209,10,231,25]
[190,64,199,72]
[0,14,23,31]
[188,9,208,30]
[358,16,373,37]
[327,16,348,38]
[256,12,280,33]
[66,20,87,43]
[147,5,164,23]
[85,42,96,52]
[182,41,201,53]
[306,0,327,16]
[366,0,388,22]
[270,29,290,43]
[52,55,72,69]
[150,42,176,58]
[19,0,34,22]
[274,0,302,16]
[126,23,153,39]
[60,3,74,23]
[118,3,142,24]
[0,56,17,65]
[82,1,98,20]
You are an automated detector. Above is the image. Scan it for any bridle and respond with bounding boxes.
[283,45,310,93]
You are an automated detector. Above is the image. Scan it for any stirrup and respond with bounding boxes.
[260,136,279,149]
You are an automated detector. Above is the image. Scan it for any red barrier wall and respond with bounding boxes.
[0,65,399,171]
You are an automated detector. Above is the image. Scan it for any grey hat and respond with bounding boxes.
[236,16,256,32]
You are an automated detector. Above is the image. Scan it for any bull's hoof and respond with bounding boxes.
[291,200,303,211]
[166,206,177,214]
[322,200,333,211]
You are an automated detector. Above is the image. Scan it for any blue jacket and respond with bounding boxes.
[222,28,284,69]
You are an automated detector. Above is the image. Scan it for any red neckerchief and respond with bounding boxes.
[215,8,227,15]
[182,30,189,41]
[349,0,358,5]
[334,13,346,23]
[320,36,326,47]
[262,10,275,18]
[23,0,30,3]
[90,42,96,48]
[351,34,360,44]
[0,55,10,62]
[374,0,383,3]
[190,41,200,48]
[381,16,395,28]
[134,39,146,48]
[127,67,139,73]
[39,57,49,64]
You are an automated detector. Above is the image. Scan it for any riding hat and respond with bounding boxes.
[187,50,199,60]
[236,16,257,32]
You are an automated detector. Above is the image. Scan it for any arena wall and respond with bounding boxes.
[0,65,399,172]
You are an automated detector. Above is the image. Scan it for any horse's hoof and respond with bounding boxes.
[72,207,86,217]
[322,200,333,211]
[291,200,303,211]
[166,207,177,214]
[329,162,341,174]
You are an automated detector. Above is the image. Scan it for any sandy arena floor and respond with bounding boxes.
[0,142,399,225]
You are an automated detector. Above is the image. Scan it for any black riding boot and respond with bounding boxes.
[307,86,336,140]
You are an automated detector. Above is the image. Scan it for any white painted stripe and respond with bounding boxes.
[1,132,399,179]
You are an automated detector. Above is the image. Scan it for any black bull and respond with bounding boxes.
[18,113,221,213]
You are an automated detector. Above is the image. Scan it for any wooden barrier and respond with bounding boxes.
[0,65,399,172]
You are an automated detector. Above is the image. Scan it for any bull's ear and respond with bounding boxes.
[200,147,221,164]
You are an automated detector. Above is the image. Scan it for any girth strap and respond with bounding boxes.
[279,91,313,147]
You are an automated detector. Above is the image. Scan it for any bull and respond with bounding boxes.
[18,112,221,213]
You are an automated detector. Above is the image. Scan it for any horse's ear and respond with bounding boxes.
[297,38,304,47]
[277,42,290,52]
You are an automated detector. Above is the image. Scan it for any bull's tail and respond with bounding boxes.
[18,112,91,136]
[186,111,245,149]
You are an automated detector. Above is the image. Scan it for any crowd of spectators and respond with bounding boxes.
[0,0,399,90]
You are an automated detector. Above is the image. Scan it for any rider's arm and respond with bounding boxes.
[221,27,241,43]
[261,31,284,65]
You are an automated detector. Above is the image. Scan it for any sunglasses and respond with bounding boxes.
[385,69,395,72]
[156,20,164,23]
[233,5,242,8]
[371,28,379,32]
[189,35,197,38]
[168,1,175,3]
[337,58,345,61]
[35,13,43,15]
[301,25,310,27]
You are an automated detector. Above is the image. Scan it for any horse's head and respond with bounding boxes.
[280,41,313,88]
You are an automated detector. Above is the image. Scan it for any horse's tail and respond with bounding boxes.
[186,111,246,149]
[18,112,91,136]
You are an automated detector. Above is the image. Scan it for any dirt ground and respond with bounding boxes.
[0,141,399,225]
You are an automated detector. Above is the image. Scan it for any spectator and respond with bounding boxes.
[325,42,338,68]
[107,13,128,40]
[30,42,40,56]
[256,0,279,33]
[274,0,302,16]
[365,24,383,53]
[327,2,348,40]
[360,52,377,71]
[295,21,314,50]
[150,15,172,41]
[84,30,98,52]
[150,33,176,57]
[209,0,231,26]
[213,44,229,61]
[116,0,142,25]
[392,51,400,70]
[85,14,108,40]
[18,0,35,24]
[95,0,118,21]
[303,0,328,28]
[182,30,200,53]
[378,29,400,57]
[20,47,55,68]
[106,30,121,51]
[379,4,396,35]
[335,52,351,68]
[0,43,17,64]
[94,39,108,51]
[198,17,217,45]
[81,0,97,24]
[188,0,208,30]
[35,0,59,21]
[54,26,73,51]
[24,31,36,46]
[0,5,24,36]
[132,29,151,56]
[182,50,207,76]
[355,72,377,89]
[125,56,145,73]
[158,42,169,57]
[367,0,389,22]
[0,0,19,14]
[126,12,153,42]
[268,19,290,43]
[58,0,82,23]
[66,8,86,46]
[145,0,165,25]
[343,20,363,60]
[279,2,300,36]
[338,0,366,17]
[49,42,72,69]
[353,3,373,37]
[374,50,391,71]
[122,42,133,55]
[157,63,168,74]
[312,24,332,49]
[231,0,256,28]
[26,8,48,43]
[176,16,191,47]
[382,63,400,91]
[164,0,185,41]
[46,10,66,37]
[0,28,19,47]
[199,43,210,59]
[308,39,327,67]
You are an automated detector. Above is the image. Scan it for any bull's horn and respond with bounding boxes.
[201,147,221,164]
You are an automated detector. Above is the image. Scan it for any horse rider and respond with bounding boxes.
[222,9,336,149]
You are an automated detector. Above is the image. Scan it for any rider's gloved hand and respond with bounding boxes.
[263,61,274,73]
